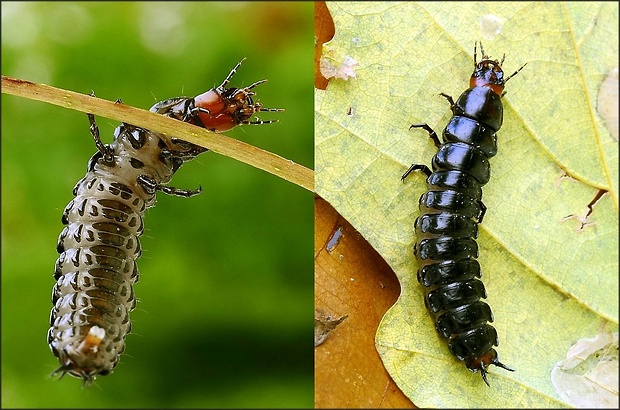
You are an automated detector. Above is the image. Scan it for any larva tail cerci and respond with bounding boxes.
[402,42,525,386]
[48,59,282,384]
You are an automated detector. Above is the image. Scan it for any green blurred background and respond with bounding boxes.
[1,2,314,408]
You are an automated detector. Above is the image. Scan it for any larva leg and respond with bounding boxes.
[137,175,202,198]
[86,92,114,162]
[401,163,432,182]
[409,123,441,148]
[187,106,212,122]
[403,114,443,182]
[402,122,438,181]
[439,93,456,113]
[164,140,209,158]
[477,199,487,223]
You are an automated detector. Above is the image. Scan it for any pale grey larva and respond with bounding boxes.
[47,60,282,383]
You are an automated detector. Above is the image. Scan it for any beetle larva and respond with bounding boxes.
[48,59,282,383]
[402,43,525,386]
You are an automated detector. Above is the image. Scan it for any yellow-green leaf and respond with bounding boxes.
[315,2,618,407]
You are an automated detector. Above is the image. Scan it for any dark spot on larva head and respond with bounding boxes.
[158,138,167,149]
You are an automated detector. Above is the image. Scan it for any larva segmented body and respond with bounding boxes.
[48,59,282,383]
[402,43,525,386]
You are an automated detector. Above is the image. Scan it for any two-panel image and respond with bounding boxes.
[1,2,618,408]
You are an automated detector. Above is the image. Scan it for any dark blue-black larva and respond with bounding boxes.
[402,43,525,386]
[48,59,281,384]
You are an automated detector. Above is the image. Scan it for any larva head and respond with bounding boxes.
[470,41,526,97]
[192,58,283,132]
[149,59,283,133]
[471,59,505,96]
[470,42,506,96]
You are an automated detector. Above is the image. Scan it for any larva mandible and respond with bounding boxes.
[48,59,282,384]
[402,42,525,386]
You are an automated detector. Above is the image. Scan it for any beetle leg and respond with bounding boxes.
[477,200,487,223]
[86,92,114,163]
[137,175,202,198]
[401,164,432,182]
[409,123,442,148]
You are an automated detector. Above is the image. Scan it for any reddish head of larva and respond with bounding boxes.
[193,86,264,132]
[470,59,505,96]
[469,41,526,97]
[148,59,282,133]
[193,88,236,132]
[191,59,283,132]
